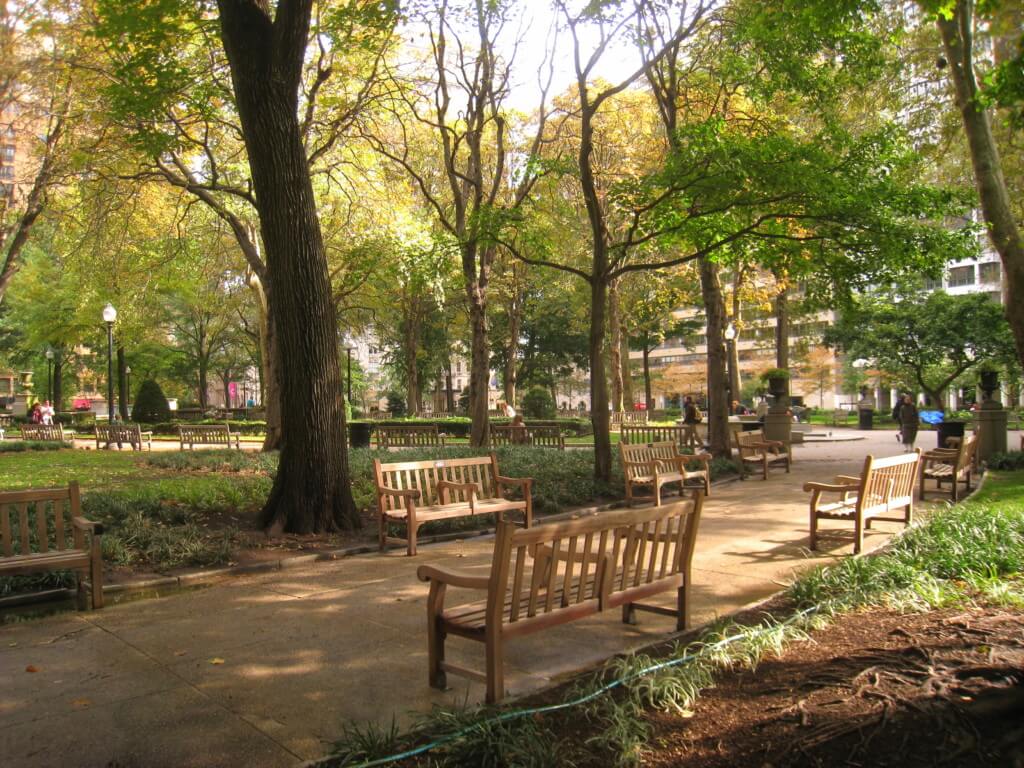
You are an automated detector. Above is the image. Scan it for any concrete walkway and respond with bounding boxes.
[0,431,1005,768]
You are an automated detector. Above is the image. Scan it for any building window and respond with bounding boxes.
[947,265,975,287]
[0,166,13,180]
[979,262,1001,284]
[1,183,13,199]
[922,276,942,291]
[1,145,13,163]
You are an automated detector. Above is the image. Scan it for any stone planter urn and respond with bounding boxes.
[766,376,788,398]
[979,369,999,403]
[18,370,34,393]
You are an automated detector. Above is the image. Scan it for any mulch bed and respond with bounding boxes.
[645,607,1024,767]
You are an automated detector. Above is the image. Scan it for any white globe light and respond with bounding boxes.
[102,303,117,323]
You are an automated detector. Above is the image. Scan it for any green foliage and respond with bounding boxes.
[385,391,407,417]
[133,380,172,423]
[521,386,556,419]
[824,290,1016,408]
[986,451,1024,471]
[0,441,64,453]
[759,368,790,381]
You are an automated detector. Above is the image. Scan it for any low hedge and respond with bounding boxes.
[0,440,65,453]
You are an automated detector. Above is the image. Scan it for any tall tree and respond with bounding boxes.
[364,0,553,446]
[214,0,358,533]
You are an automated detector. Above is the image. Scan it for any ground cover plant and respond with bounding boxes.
[323,470,1024,768]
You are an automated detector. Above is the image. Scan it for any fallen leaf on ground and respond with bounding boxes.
[209,657,225,665]
[25,665,38,673]
[71,698,92,709]
[173,650,187,657]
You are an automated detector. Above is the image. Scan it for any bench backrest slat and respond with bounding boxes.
[621,425,695,448]
[0,484,79,557]
[855,451,920,515]
[21,424,65,441]
[374,454,501,510]
[620,441,680,480]
[492,499,701,627]
[377,425,444,449]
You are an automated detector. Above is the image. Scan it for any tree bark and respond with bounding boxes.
[249,272,281,450]
[936,3,1024,370]
[700,257,731,458]
[467,282,490,446]
[608,278,624,413]
[620,321,633,411]
[774,283,789,371]
[403,303,422,415]
[643,346,653,409]
[589,276,612,479]
[217,0,356,533]
[53,347,63,413]
[445,362,455,412]
[503,275,523,407]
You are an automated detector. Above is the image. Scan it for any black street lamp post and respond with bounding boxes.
[125,366,132,416]
[103,303,117,424]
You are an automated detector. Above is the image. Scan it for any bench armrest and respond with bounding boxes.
[416,564,490,590]
[921,448,957,460]
[378,485,421,501]
[834,474,861,484]
[803,482,859,494]
[496,475,532,491]
[436,480,478,506]
[72,516,104,536]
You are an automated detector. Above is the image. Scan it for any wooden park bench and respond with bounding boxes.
[376,424,447,449]
[620,440,711,505]
[610,411,648,428]
[370,411,393,420]
[622,424,700,450]
[920,432,978,502]
[19,423,73,442]
[417,497,703,703]
[832,409,852,426]
[805,450,920,555]
[177,424,241,450]
[374,453,533,556]
[734,429,791,480]
[491,424,565,449]
[95,422,153,451]
[0,482,104,609]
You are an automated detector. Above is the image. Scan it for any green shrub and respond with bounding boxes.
[986,451,1024,470]
[0,440,64,453]
[385,391,407,417]
[521,386,555,419]
[133,380,171,423]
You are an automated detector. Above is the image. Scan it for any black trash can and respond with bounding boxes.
[348,421,372,448]
[858,409,874,430]
[936,420,965,449]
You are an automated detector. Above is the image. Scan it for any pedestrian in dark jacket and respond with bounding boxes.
[897,394,919,452]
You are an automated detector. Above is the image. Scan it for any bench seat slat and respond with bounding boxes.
[0,549,91,575]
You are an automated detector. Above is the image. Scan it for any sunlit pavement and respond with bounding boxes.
[2,428,1019,767]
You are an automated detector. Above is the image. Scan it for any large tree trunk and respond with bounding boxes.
[589,277,612,479]
[197,347,209,410]
[217,0,356,533]
[53,347,64,413]
[403,306,421,415]
[117,346,128,420]
[445,362,455,412]
[503,280,523,407]
[467,279,490,446]
[608,279,624,412]
[620,319,633,410]
[643,346,653,410]
[700,258,730,458]
[937,4,1024,370]
[774,283,789,371]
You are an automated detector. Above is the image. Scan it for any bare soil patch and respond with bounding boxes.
[645,607,1024,767]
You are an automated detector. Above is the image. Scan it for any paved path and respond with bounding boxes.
[0,430,1008,767]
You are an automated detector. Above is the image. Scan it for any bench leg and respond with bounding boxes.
[90,536,104,609]
[484,632,504,704]
[622,603,637,625]
[426,583,447,690]
[378,513,387,552]
[809,509,818,551]
[854,515,863,555]
[676,583,689,632]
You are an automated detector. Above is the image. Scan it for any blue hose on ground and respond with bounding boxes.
[340,606,819,768]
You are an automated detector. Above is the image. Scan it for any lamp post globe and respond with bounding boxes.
[45,347,54,403]
[103,304,117,426]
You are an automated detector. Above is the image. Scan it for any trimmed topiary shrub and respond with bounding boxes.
[521,386,556,419]
[133,380,172,423]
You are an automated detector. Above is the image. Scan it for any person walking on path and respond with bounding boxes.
[896,394,919,452]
